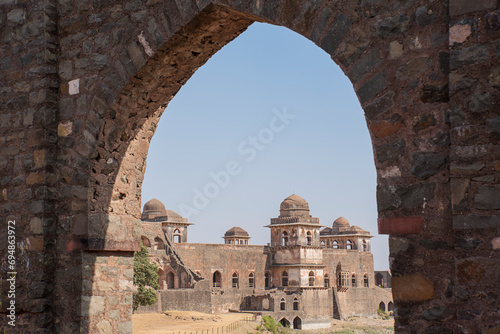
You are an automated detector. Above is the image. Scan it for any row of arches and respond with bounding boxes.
[378,301,394,312]
[279,297,300,311]
[211,270,369,289]
[141,236,165,250]
[158,269,188,290]
[337,272,369,288]
[279,317,302,330]
[281,230,316,246]
[320,239,369,251]
[212,271,255,289]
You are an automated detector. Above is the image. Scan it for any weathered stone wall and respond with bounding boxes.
[336,287,393,318]
[0,0,499,333]
[160,281,213,314]
[323,248,375,287]
[174,243,270,290]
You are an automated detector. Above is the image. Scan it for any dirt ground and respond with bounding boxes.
[133,311,254,334]
[133,311,394,334]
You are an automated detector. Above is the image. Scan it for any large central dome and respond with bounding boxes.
[279,194,311,218]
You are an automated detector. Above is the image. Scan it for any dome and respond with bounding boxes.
[320,227,333,235]
[279,194,310,217]
[224,226,249,238]
[333,216,350,227]
[143,198,166,213]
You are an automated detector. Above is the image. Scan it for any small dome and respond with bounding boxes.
[333,217,350,227]
[320,227,333,235]
[143,198,165,213]
[279,194,310,217]
[224,226,249,237]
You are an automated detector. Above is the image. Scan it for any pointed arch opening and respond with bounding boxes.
[212,271,222,288]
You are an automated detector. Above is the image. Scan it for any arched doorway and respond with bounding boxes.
[379,301,386,312]
[212,271,221,288]
[279,318,290,328]
[388,301,394,312]
[293,317,302,330]
[167,271,175,290]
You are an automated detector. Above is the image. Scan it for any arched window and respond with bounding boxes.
[248,272,254,288]
[364,274,369,287]
[167,271,175,289]
[375,273,383,286]
[232,272,239,288]
[324,274,330,288]
[332,240,339,249]
[388,301,394,312]
[280,298,286,311]
[293,297,299,311]
[212,271,221,288]
[308,271,315,287]
[141,236,151,247]
[265,272,270,288]
[351,274,356,287]
[281,231,289,246]
[321,240,325,246]
[346,240,353,250]
[281,271,288,287]
[379,301,386,311]
[293,317,302,330]
[173,228,182,243]
[362,239,368,251]
[306,231,312,245]
[154,237,164,250]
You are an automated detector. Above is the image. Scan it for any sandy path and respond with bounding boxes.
[133,311,255,334]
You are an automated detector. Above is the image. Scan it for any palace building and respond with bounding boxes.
[138,194,392,329]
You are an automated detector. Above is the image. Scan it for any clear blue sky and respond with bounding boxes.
[142,22,389,270]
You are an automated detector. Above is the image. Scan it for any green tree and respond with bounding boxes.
[133,244,159,311]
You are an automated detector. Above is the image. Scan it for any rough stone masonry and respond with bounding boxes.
[0,0,499,333]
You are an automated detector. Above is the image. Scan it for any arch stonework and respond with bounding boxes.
[0,0,498,333]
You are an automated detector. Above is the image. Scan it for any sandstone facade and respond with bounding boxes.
[138,195,392,329]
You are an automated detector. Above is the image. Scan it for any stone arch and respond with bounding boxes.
[212,271,222,288]
[8,0,494,332]
[308,271,315,286]
[293,316,302,330]
[379,301,386,312]
[388,301,394,312]
[232,272,239,288]
[141,235,151,248]
[280,298,286,311]
[154,237,164,250]
[279,318,290,328]
[75,2,449,329]
[281,271,288,287]
[167,271,175,289]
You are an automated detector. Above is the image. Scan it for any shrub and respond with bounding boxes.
[133,244,159,311]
